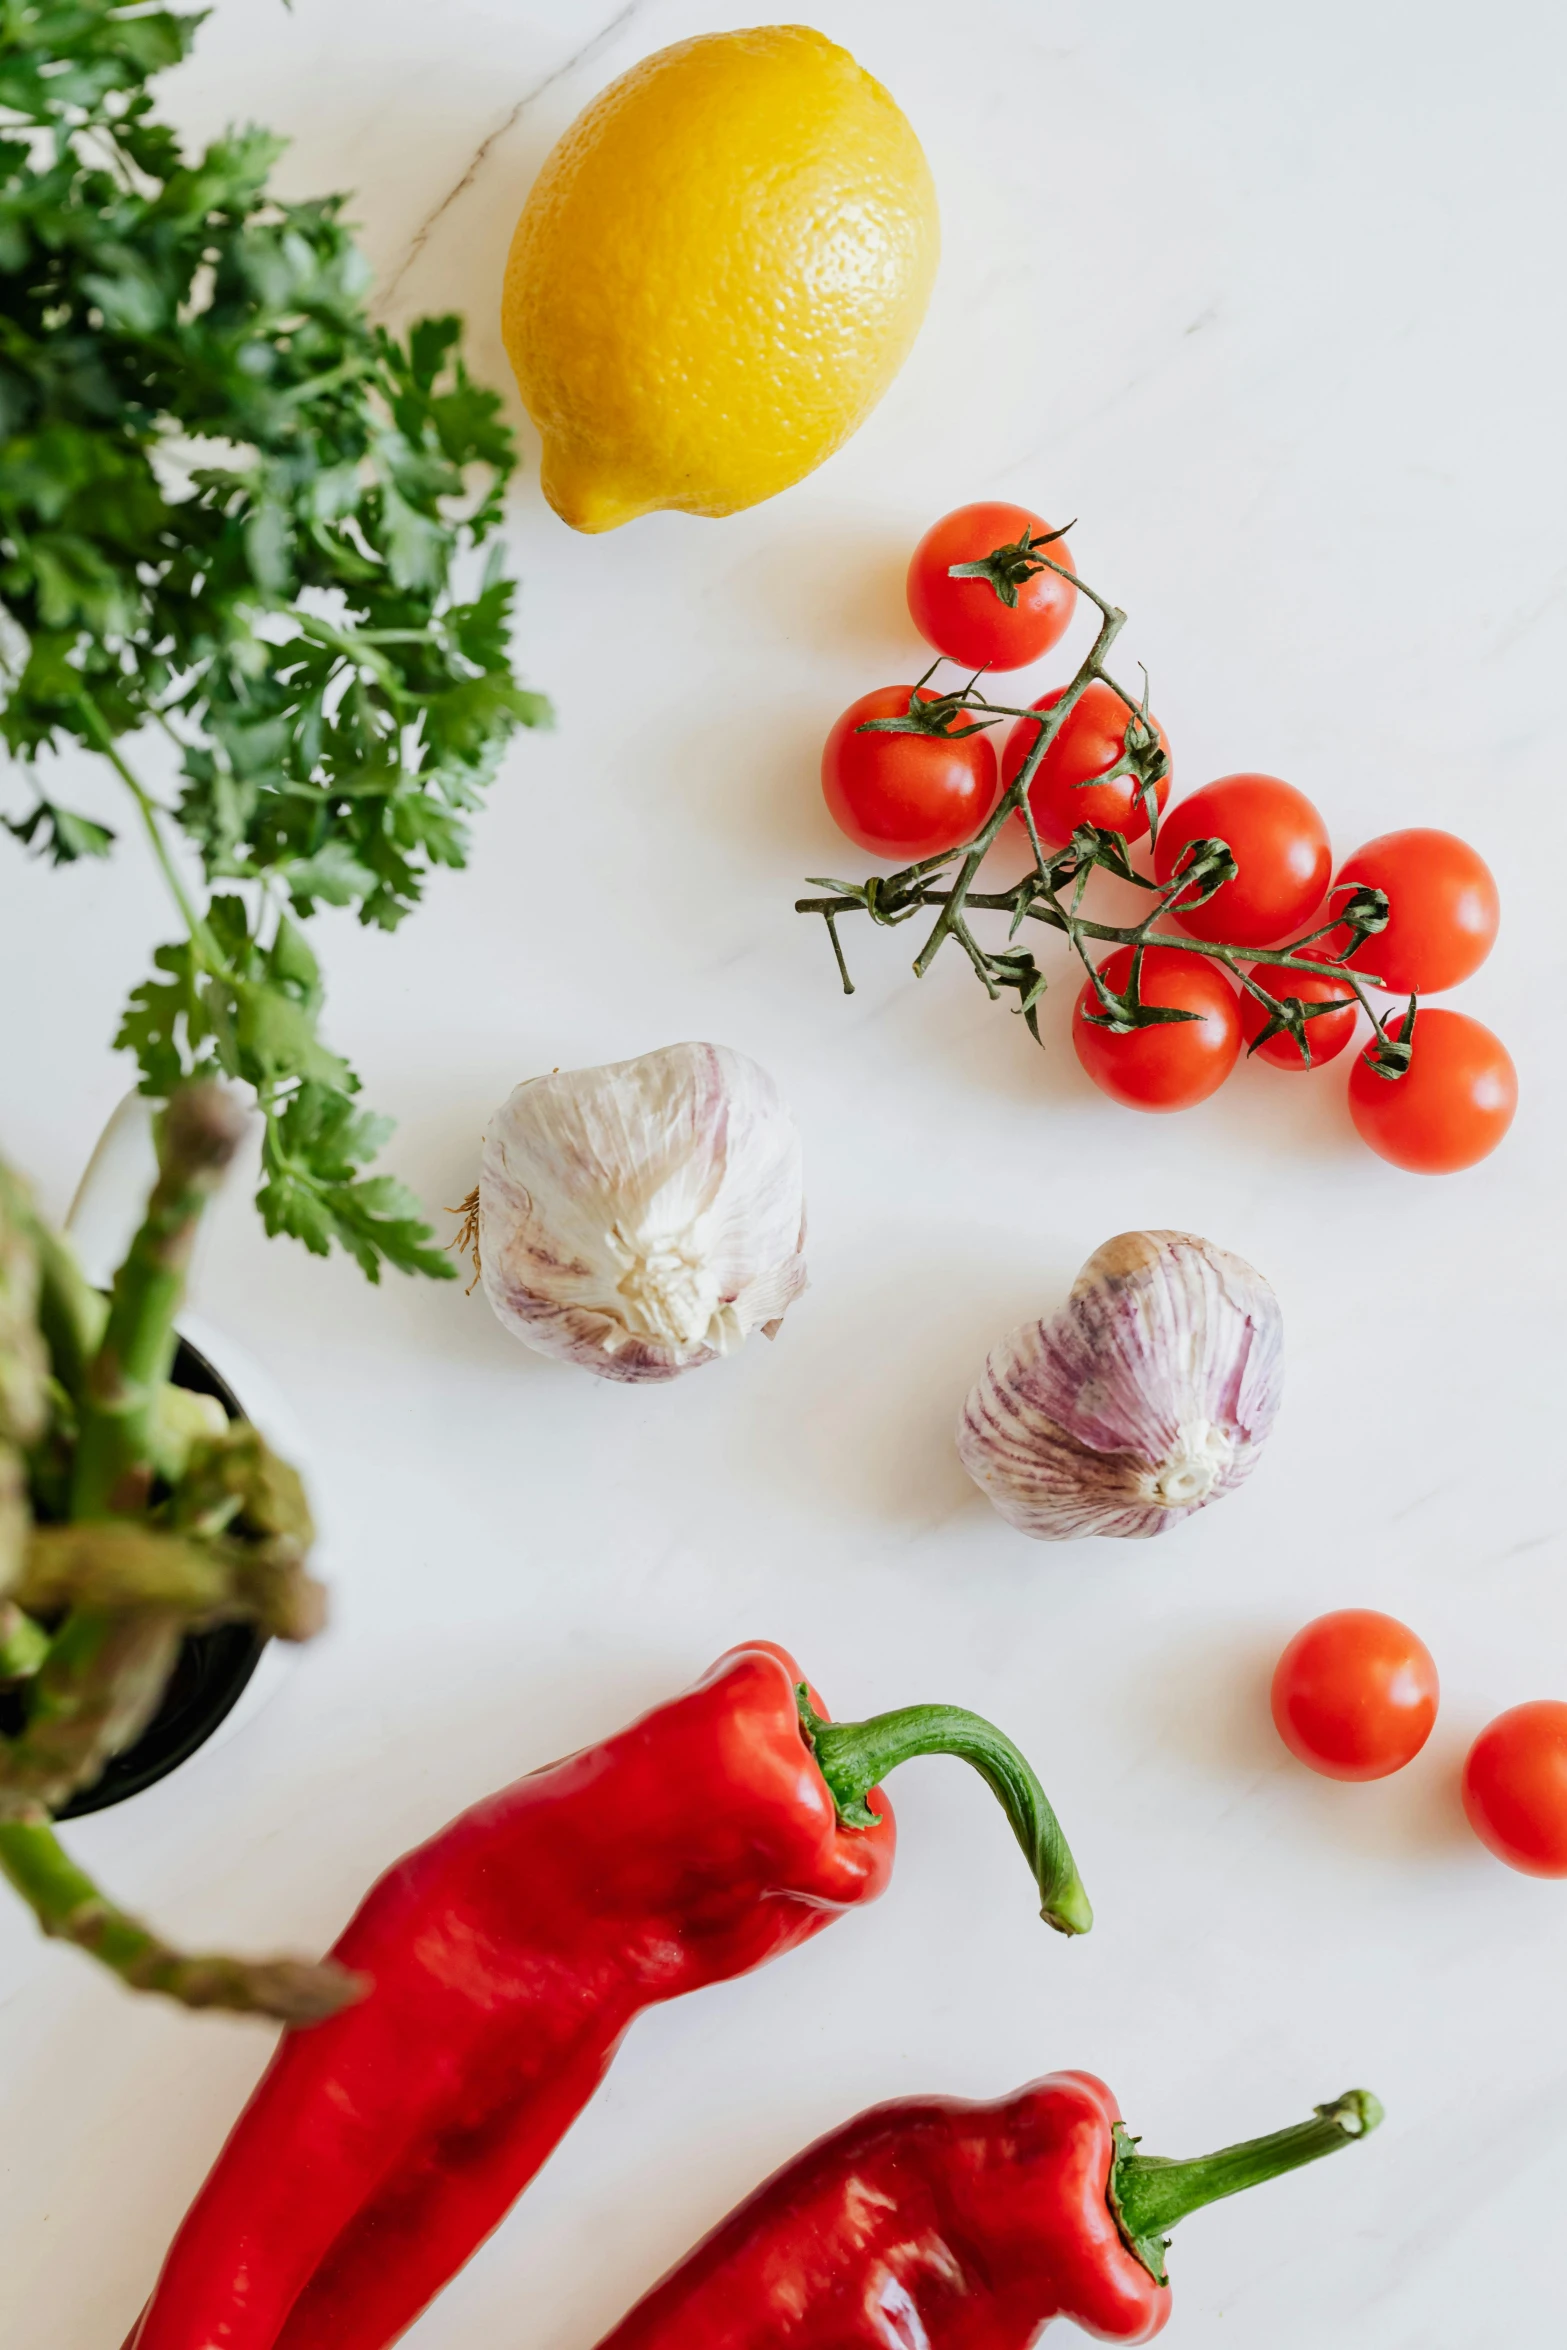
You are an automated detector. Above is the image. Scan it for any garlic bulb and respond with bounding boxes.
[477,1042,807,1383]
[957,1230,1282,1540]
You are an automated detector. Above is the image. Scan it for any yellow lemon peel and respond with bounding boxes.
[502,25,939,532]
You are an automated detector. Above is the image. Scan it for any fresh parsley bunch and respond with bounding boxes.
[0,0,550,1280]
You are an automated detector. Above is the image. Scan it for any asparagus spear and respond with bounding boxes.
[0,1088,361,2024]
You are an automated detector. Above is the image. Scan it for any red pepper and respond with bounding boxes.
[593,2072,1383,2349]
[126,1641,1090,2350]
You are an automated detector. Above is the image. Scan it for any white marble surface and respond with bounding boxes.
[2,2,1564,2342]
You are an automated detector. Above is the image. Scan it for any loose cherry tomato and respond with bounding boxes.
[1332,828,1499,993]
[1071,944,1240,1111]
[1002,681,1171,850]
[906,501,1077,673]
[1239,948,1358,1069]
[822,685,999,861]
[1348,1007,1516,1173]
[1463,1702,1567,1876]
[1271,1610,1439,1781]
[1153,773,1332,947]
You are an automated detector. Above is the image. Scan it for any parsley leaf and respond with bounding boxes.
[0,0,551,1280]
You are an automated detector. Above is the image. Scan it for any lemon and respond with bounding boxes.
[501,25,939,532]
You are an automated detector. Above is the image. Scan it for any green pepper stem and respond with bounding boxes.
[796,1690,1092,1937]
[1109,2089,1384,2284]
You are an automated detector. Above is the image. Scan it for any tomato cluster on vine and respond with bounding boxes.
[814,502,1515,1175]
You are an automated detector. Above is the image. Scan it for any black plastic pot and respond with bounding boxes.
[54,1336,268,1820]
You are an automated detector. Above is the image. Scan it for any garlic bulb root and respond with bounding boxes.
[477,1043,807,1383]
[958,1230,1283,1541]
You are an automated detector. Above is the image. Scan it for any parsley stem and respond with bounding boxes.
[77,706,213,963]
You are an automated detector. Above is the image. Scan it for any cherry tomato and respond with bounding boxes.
[1153,773,1332,947]
[822,685,999,861]
[1463,1702,1567,1876]
[1002,681,1172,850]
[1072,944,1240,1111]
[906,501,1077,673]
[1332,828,1499,993]
[1239,948,1358,1069]
[1271,1610,1439,1781]
[1348,1008,1516,1173]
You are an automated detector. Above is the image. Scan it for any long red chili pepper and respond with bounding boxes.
[593,2071,1383,2349]
[125,1641,1090,2350]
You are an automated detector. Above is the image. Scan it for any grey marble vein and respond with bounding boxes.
[376,0,649,311]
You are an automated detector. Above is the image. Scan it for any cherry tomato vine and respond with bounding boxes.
[799,533,1418,1081]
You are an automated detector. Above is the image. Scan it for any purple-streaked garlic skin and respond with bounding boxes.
[478,1042,807,1383]
[958,1230,1283,1539]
